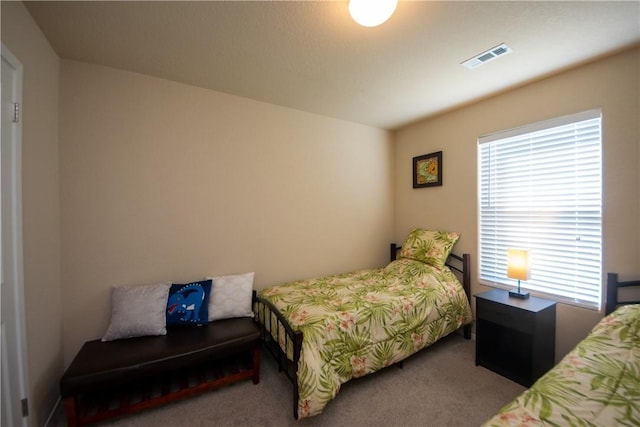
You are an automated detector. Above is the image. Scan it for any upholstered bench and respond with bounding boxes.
[60,317,260,427]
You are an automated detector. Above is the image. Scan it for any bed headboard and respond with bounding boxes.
[606,273,640,315]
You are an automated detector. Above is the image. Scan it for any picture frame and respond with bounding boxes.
[413,151,442,188]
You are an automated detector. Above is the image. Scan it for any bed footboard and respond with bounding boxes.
[252,292,303,419]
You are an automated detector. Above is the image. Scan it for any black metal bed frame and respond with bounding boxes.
[253,243,472,419]
[606,272,640,315]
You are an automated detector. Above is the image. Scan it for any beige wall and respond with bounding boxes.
[1,2,62,425]
[3,1,638,420]
[59,60,393,364]
[393,46,640,360]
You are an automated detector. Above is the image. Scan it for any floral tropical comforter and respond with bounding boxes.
[483,304,640,427]
[257,258,472,418]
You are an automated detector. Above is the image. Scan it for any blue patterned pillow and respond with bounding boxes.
[166,280,212,326]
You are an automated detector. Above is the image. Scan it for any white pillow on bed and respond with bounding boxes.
[102,282,171,342]
[206,272,255,321]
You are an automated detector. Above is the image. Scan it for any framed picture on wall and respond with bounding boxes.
[413,151,442,188]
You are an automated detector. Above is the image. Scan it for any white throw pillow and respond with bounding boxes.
[206,272,255,321]
[101,282,171,342]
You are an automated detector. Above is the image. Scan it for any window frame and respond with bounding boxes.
[477,110,603,310]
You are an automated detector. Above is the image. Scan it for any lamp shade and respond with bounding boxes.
[507,249,531,281]
[349,0,398,27]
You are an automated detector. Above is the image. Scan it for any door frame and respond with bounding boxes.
[1,43,30,427]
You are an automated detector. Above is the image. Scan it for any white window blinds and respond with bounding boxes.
[478,110,602,308]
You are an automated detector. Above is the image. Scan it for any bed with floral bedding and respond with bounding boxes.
[253,229,473,419]
[482,273,640,427]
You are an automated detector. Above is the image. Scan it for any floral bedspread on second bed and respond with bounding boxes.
[258,257,472,418]
[482,304,640,427]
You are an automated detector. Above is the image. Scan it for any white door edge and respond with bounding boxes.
[1,43,30,427]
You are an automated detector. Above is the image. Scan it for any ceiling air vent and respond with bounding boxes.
[461,43,512,70]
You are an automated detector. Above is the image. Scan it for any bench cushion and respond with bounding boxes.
[61,317,260,397]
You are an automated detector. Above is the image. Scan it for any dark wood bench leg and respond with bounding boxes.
[252,342,260,384]
[64,397,78,427]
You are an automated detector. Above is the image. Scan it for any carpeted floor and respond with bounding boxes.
[55,333,525,427]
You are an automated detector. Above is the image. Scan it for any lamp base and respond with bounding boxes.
[509,290,530,299]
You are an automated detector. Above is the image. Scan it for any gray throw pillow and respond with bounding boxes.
[102,282,171,342]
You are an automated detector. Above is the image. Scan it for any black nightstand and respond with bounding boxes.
[475,289,556,387]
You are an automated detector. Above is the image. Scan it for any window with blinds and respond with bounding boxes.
[478,110,602,308]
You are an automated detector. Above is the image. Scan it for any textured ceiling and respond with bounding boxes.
[25,1,640,130]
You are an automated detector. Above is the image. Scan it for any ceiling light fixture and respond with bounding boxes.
[349,0,398,27]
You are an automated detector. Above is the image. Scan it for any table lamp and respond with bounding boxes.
[507,248,530,299]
